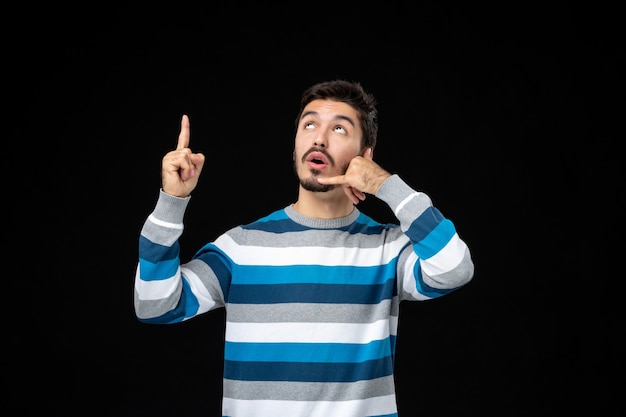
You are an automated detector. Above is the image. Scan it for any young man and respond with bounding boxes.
[134,79,475,416]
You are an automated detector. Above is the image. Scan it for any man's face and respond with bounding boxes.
[293,99,363,192]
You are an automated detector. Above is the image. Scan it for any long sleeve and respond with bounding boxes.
[133,190,226,324]
[375,174,474,300]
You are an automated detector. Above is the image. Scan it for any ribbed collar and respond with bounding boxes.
[284,204,360,229]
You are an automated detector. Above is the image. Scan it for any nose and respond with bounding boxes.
[313,132,328,148]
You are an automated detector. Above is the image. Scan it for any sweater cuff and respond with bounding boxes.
[375,174,432,219]
[152,189,192,223]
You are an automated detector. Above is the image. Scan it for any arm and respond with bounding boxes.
[134,115,220,324]
[377,174,474,298]
[318,152,474,296]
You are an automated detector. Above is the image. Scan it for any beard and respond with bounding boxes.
[293,150,348,193]
[299,170,334,192]
[293,159,332,192]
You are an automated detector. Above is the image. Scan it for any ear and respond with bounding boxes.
[362,147,373,160]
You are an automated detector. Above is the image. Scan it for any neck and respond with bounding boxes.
[292,186,355,219]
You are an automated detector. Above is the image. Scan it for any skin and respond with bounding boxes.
[162,114,206,198]
[161,99,391,219]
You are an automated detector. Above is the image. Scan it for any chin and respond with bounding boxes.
[300,176,332,193]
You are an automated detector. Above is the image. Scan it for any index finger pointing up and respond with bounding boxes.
[176,114,190,150]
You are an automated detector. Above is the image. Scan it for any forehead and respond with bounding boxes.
[301,99,359,121]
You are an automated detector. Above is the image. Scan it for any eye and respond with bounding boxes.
[304,122,315,130]
[334,125,347,134]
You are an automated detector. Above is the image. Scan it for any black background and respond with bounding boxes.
[7,2,622,416]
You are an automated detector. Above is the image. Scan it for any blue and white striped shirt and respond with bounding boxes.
[134,174,474,417]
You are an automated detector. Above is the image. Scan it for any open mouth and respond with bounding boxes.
[305,150,330,169]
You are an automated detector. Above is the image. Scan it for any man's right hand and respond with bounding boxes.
[161,115,206,197]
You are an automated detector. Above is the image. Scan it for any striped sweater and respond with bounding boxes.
[134,174,474,417]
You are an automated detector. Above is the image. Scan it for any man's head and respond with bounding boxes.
[293,80,378,194]
[294,80,378,150]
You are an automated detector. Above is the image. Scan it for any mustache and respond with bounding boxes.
[302,147,335,166]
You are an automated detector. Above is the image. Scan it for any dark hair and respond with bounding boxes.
[295,80,378,150]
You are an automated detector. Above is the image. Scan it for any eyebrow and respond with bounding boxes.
[301,110,356,127]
